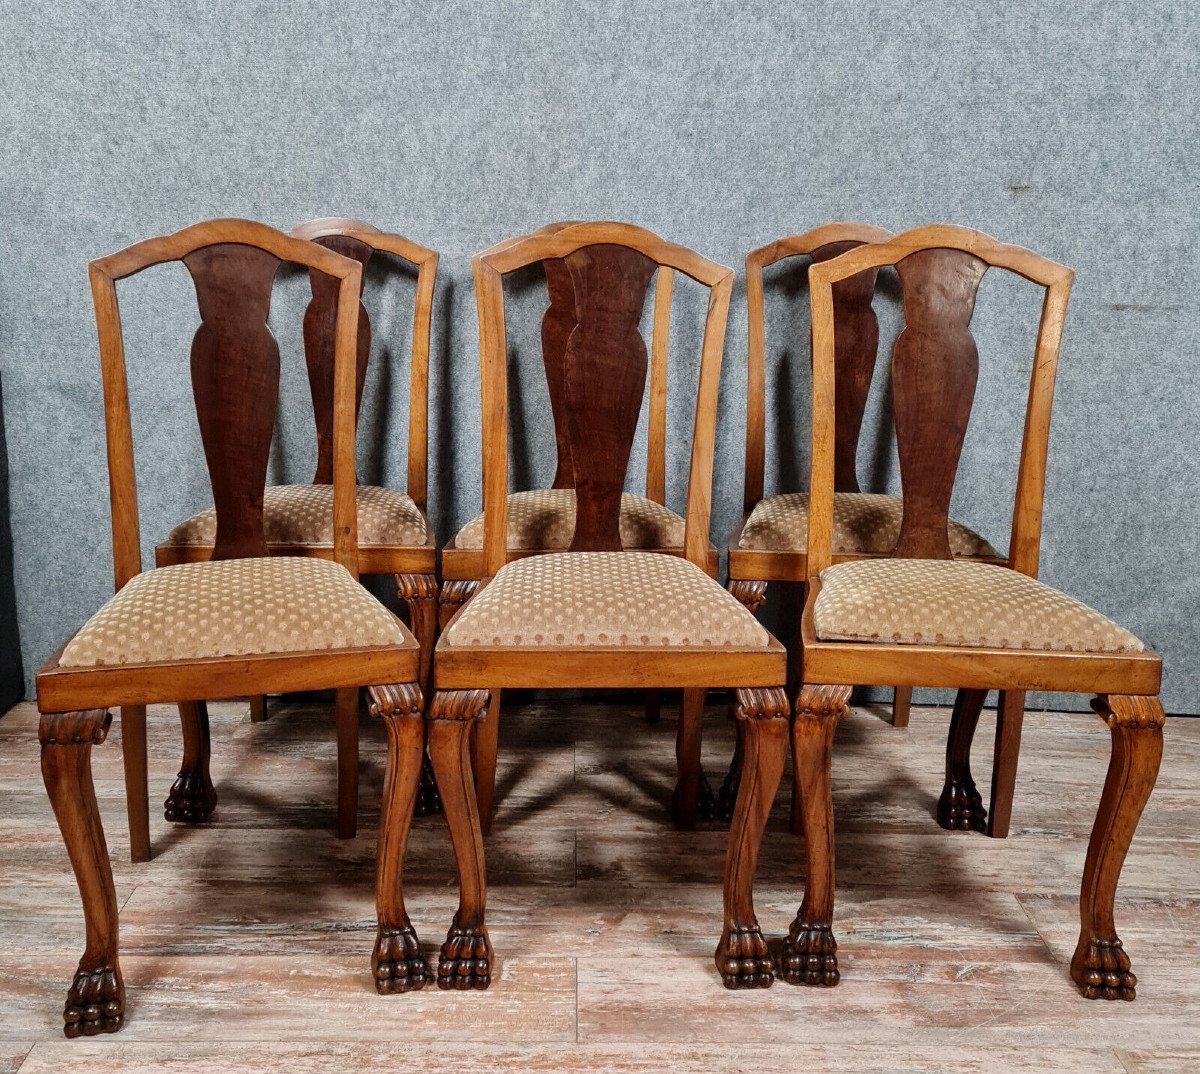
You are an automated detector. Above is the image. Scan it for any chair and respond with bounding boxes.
[438,221,720,831]
[36,219,421,1035]
[370,222,788,994]
[146,218,439,851]
[725,225,1163,1000]
[725,222,1023,836]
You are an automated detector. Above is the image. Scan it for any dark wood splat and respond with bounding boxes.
[304,234,373,484]
[561,244,657,551]
[183,243,282,561]
[541,256,579,490]
[890,247,988,558]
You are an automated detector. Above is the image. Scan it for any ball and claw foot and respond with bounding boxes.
[782,922,840,986]
[414,755,442,818]
[715,925,774,989]
[163,771,217,823]
[438,925,492,991]
[373,925,430,994]
[1073,938,1137,1001]
[63,962,124,1038]
[936,777,986,833]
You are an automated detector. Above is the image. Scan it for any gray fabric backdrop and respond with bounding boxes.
[1,1,1196,712]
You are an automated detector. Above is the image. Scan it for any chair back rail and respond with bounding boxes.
[804,224,1073,578]
[88,218,364,590]
[472,221,733,576]
[291,218,438,508]
[743,223,893,511]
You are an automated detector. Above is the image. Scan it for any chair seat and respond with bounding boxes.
[739,492,996,558]
[814,559,1145,653]
[454,489,684,551]
[60,557,410,668]
[440,552,772,649]
[164,484,428,548]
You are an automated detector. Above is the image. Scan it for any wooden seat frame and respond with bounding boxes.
[369,221,787,995]
[149,218,440,843]
[35,219,421,1037]
[438,221,719,831]
[724,224,1164,1000]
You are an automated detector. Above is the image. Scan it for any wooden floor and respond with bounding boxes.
[0,695,1197,1073]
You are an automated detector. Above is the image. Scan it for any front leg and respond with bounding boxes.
[165,700,216,823]
[428,689,493,990]
[397,574,444,818]
[40,709,125,1037]
[937,688,987,832]
[1072,695,1163,1001]
[783,684,851,987]
[715,686,788,989]
[367,683,429,994]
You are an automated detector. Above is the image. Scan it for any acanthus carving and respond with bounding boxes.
[39,709,111,748]
[439,580,479,611]
[394,572,438,602]
[428,689,491,723]
[727,579,768,615]
[1093,694,1166,731]
[733,686,790,722]
[367,683,424,720]
[792,683,853,721]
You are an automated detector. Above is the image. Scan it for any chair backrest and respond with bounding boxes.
[742,222,894,510]
[472,221,734,577]
[290,218,437,507]
[805,225,1074,580]
[499,221,677,503]
[88,218,364,590]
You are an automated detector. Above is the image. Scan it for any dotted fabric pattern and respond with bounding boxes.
[739,492,996,558]
[60,557,409,667]
[441,551,772,649]
[454,489,685,550]
[813,558,1146,652]
[165,484,428,548]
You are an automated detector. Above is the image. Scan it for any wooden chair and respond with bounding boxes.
[36,219,421,1035]
[725,225,1164,1000]
[370,222,788,994]
[439,221,720,831]
[725,222,1024,836]
[147,218,439,851]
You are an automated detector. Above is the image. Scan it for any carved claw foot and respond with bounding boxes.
[716,765,740,824]
[437,924,493,991]
[1072,937,1137,1001]
[782,922,840,987]
[936,777,986,833]
[373,924,430,994]
[63,961,124,1038]
[715,925,774,989]
[163,770,217,823]
[414,755,442,818]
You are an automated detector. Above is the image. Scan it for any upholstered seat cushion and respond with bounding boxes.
[165,484,427,548]
[60,557,409,667]
[739,492,996,558]
[441,552,772,649]
[454,489,685,550]
[814,559,1145,653]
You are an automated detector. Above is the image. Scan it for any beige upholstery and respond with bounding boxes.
[441,552,772,649]
[454,489,685,551]
[60,558,409,667]
[165,484,428,548]
[814,559,1145,653]
[739,492,996,558]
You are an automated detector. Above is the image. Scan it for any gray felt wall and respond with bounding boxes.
[1,2,1197,713]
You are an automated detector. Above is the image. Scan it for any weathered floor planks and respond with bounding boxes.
[0,696,1197,1072]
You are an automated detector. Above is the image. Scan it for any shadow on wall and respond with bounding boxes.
[0,370,24,709]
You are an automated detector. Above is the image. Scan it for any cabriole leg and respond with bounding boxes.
[368,683,429,993]
[471,689,501,834]
[41,709,125,1037]
[429,689,493,991]
[1071,694,1163,1001]
[783,684,851,987]
[165,700,216,823]
[715,686,788,989]
[937,688,987,832]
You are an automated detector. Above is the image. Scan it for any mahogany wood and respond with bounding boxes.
[118,705,149,863]
[542,249,578,490]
